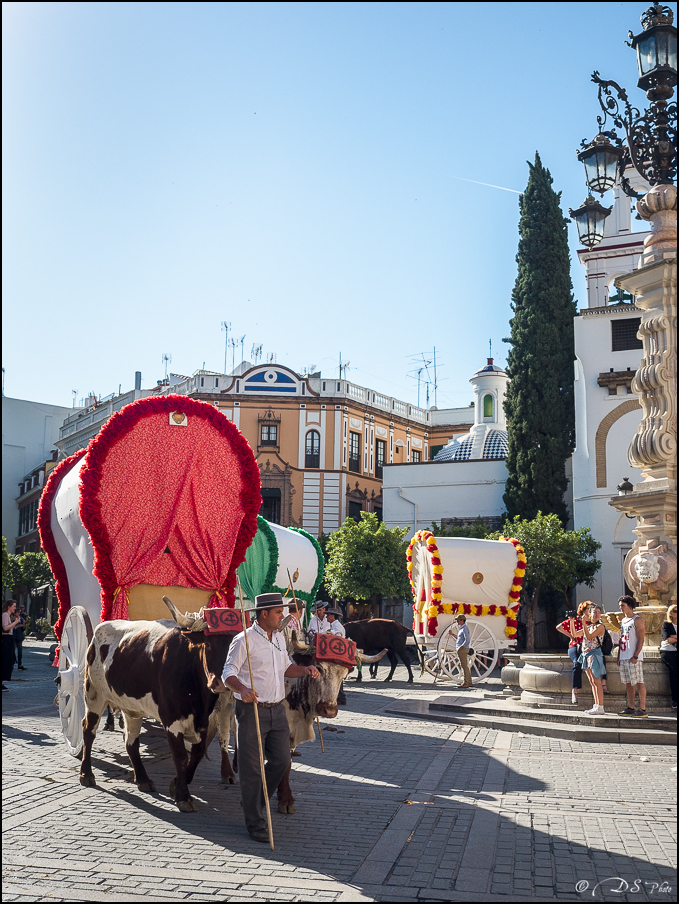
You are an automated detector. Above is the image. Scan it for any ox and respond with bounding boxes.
[345,619,423,683]
[208,631,384,814]
[79,599,231,812]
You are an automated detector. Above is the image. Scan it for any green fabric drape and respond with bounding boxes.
[237,516,276,602]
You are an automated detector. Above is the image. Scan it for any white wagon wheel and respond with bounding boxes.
[57,606,93,757]
[436,618,499,684]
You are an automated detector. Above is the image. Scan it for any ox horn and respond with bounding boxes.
[355,648,388,664]
[162,596,206,632]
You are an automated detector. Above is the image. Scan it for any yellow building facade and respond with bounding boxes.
[188,364,470,535]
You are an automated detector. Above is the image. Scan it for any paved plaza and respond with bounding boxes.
[2,641,676,902]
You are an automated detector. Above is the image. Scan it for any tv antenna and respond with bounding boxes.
[221,321,231,373]
[229,337,238,372]
[239,335,246,366]
[72,389,78,408]
[161,353,172,381]
[251,343,263,366]
[267,352,277,364]
[338,352,351,380]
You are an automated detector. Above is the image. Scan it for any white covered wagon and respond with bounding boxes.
[407,531,526,684]
[38,395,261,755]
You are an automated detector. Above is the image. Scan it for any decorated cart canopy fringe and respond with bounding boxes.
[38,395,262,655]
[406,531,526,637]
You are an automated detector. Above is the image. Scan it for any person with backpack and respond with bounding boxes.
[589,602,612,694]
[571,603,606,715]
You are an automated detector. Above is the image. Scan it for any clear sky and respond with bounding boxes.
[3,1,649,410]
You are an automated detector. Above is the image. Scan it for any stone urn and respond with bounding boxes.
[600,606,667,649]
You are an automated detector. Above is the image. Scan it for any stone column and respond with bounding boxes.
[610,183,677,606]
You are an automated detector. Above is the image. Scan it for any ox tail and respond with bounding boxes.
[404,626,426,675]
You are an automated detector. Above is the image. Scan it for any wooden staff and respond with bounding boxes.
[287,568,324,754]
[236,577,274,851]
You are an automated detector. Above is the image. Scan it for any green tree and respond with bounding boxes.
[16,551,55,598]
[503,152,577,525]
[489,513,601,652]
[325,513,410,606]
[2,537,21,594]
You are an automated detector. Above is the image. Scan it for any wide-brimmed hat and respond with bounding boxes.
[246,593,286,612]
[314,600,328,612]
[326,606,342,617]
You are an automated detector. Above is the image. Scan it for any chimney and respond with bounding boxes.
[134,371,142,391]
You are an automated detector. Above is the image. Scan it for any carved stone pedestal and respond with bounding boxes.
[611,183,676,606]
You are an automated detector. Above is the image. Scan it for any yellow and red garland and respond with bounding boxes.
[406,531,526,638]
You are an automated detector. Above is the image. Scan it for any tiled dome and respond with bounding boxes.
[483,429,509,459]
[434,435,474,461]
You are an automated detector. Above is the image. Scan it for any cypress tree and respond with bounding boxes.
[503,153,576,525]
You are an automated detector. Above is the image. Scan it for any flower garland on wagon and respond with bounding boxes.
[406,531,526,638]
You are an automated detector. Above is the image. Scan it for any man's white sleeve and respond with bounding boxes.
[222,634,246,683]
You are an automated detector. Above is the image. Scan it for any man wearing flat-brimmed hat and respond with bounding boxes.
[325,606,346,638]
[308,600,329,636]
[220,593,320,843]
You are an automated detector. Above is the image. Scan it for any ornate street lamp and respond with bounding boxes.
[572,3,677,247]
[569,195,613,248]
[617,477,635,496]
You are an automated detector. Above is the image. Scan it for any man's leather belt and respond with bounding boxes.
[257,700,283,708]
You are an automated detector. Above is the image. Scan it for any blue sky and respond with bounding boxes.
[3,2,648,409]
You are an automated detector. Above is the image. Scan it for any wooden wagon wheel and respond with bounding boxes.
[57,606,93,757]
[436,618,499,684]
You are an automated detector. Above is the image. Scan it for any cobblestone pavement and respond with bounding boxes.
[2,642,676,902]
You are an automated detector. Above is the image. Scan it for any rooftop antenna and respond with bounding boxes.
[221,321,231,373]
[162,353,172,381]
[72,389,78,408]
[489,338,492,362]
[338,352,351,380]
[251,343,263,366]
[433,347,438,408]
[239,335,246,366]
[229,337,238,372]
[268,352,276,364]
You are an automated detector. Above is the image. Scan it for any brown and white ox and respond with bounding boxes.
[208,631,385,813]
[80,598,231,812]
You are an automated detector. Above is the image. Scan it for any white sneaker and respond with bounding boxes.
[595,705,606,715]
[583,707,598,715]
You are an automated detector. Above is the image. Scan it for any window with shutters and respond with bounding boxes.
[349,432,361,473]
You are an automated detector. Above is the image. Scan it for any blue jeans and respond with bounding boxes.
[568,645,582,690]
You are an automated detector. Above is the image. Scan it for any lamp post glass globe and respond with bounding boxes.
[630,5,677,94]
[568,196,612,248]
[577,135,625,195]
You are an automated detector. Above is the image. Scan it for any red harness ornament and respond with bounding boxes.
[313,633,357,671]
[203,608,250,634]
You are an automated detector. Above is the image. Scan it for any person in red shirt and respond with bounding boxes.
[556,601,589,705]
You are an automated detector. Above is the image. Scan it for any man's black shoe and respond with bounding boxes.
[18,666,26,670]
[248,830,270,844]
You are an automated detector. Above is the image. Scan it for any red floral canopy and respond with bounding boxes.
[78,394,261,620]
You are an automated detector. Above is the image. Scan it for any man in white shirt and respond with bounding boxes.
[456,615,473,688]
[220,593,320,843]
[617,595,647,717]
[325,607,346,637]
[308,601,329,636]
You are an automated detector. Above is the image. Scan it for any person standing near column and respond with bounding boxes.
[219,593,320,843]
[456,614,473,688]
[617,596,648,718]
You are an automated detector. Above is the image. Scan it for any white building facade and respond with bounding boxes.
[572,177,651,606]
[382,360,510,539]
